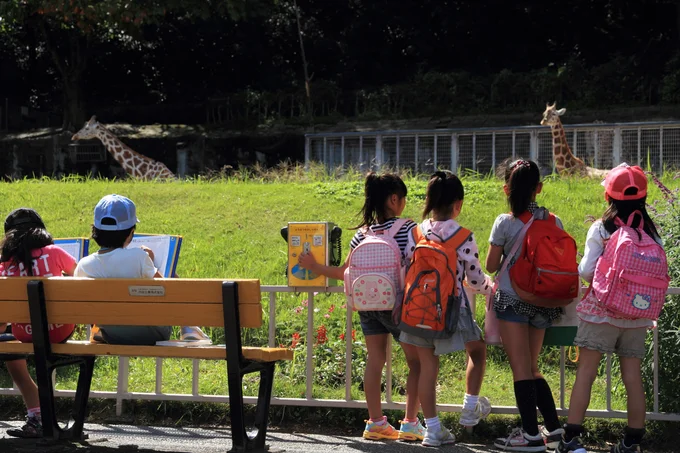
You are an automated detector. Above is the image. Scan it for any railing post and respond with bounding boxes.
[323,137,328,171]
[472,133,477,171]
[375,134,383,170]
[451,134,458,172]
[116,357,129,416]
[572,130,578,157]
[415,135,420,173]
[637,127,642,167]
[345,305,353,402]
[306,291,314,401]
[613,127,622,166]
[396,135,401,170]
[304,136,311,171]
[433,135,438,170]
[341,136,345,169]
[269,292,276,347]
[659,127,664,172]
[530,130,538,162]
[491,132,496,170]
[593,130,600,168]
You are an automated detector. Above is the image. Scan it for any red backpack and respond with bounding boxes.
[498,208,579,307]
[398,225,471,339]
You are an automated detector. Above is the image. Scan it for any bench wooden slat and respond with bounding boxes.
[0,278,261,304]
[0,301,263,328]
[0,341,293,361]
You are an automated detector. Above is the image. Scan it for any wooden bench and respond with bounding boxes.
[0,277,293,453]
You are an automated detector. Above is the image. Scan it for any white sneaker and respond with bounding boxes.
[539,425,565,449]
[180,326,212,342]
[422,427,456,447]
[494,427,546,452]
[460,396,492,427]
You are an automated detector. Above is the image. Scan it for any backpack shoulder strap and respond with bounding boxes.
[411,224,424,243]
[382,218,409,239]
[496,212,536,280]
[446,227,472,250]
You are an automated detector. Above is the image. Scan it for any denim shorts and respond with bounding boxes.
[358,310,401,342]
[495,305,553,329]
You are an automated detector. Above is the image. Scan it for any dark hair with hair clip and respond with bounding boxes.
[355,172,408,229]
[0,208,53,275]
[422,170,465,219]
[602,188,660,241]
[504,159,541,216]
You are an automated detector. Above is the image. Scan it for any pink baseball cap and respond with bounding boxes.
[601,163,647,200]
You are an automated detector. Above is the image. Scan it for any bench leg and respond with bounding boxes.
[69,356,96,439]
[250,362,275,451]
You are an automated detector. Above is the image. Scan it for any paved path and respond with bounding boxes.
[0,421,502,453]
[0,421,627,453]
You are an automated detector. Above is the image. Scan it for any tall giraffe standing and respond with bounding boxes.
[540,103,607,177]
[72,116,175,179]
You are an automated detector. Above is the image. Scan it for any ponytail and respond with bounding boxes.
[355,172,407,229]
[504,159,540,216]
[422,170,464,219]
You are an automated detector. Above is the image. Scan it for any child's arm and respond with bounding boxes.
[485,245,503,274]
[298,252,348,280]
[579,222,605,284]
[486,214,507,273]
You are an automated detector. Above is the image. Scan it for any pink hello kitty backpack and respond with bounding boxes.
[591,211,670,320]
[344,219,408,311]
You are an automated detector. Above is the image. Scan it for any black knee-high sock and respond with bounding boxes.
[623,427,645,446]
[563,423,584,442]
[534,378,560,432]
[514,380,539,436]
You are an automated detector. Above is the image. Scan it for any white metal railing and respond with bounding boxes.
[304,121,680,175]
[1,285,679,422]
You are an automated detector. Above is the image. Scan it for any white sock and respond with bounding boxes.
[425,416,440,433]
[27,407,41,419]
[463,393,479,411]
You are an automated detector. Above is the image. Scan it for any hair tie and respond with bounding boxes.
[511,160,531,171]
[432,171,447,180]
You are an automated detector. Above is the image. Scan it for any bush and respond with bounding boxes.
[643,174,680,412]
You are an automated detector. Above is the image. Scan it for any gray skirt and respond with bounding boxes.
[399,304,483,356]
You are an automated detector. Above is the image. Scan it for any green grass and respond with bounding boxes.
[1,173,679,415]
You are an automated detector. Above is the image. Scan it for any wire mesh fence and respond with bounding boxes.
[306,122,680,175]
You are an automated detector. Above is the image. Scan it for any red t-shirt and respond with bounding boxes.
[0,245,77,343]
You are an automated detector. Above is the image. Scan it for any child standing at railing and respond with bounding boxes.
[557,164,668,453]
[398,171,493,447]
[298,172,425,442]
[0,208,78,438]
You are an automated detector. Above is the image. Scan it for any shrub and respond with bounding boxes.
[643,174,680,412]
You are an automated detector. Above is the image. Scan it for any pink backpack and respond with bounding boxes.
[344,219,407,311]
[591,211,670,320]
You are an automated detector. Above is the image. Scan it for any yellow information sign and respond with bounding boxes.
[287,222,330,287]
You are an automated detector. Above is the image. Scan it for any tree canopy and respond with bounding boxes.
[1,0,679,130]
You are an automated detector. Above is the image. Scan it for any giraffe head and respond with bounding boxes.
[72,116,101,141]
[540,103,567,127]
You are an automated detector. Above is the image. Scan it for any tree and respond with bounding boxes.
[0,0,271,129]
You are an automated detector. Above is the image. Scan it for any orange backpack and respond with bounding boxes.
[397,225,471,339]
[503,209,579,307]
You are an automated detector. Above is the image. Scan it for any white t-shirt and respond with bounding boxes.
[74,247,157,278]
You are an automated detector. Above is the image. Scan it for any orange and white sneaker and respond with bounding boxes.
[363,416,398,440]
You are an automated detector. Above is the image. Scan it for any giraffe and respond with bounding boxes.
[72,116,175,180]
[540,103,608,178]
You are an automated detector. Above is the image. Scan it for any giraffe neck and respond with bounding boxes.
[551,119,584,173]
[94,126,175,179]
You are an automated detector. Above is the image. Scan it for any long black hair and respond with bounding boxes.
[355,172,408,229]
[504,159,541,216]
[602,188,660,240]
[0,208,53,275]
[422,170,465,219]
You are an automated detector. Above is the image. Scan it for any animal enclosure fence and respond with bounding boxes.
[305,121,680,174]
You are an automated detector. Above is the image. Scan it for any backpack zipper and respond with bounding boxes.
[536,267,579,276]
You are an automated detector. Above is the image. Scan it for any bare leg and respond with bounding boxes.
[416,347,439,419]
[400,342,421,420]
[499,320,533,381]
[6,359,40,410]
[567,348,603,424]
[464,339,487,395]
[620,357,645,429]
[364,334,389,420]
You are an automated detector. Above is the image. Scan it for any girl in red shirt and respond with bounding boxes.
[0,208,77,438]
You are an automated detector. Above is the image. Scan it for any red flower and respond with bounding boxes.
[339,333,345,341]
[291,332,301,348]
[316,325,328,345]
[351,329,356,341]
[328,304,335,313]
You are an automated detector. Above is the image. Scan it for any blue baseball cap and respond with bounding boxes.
[93,194,139,231]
